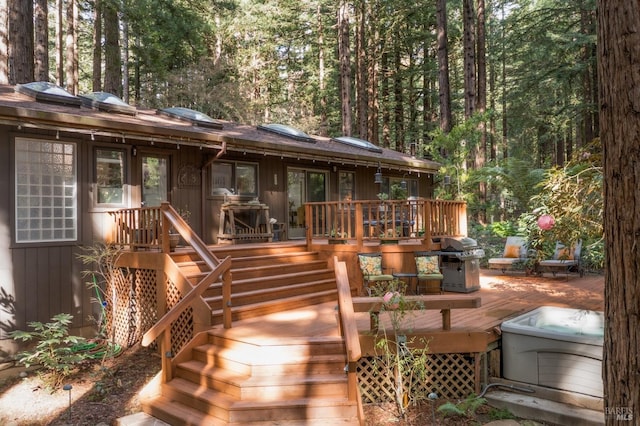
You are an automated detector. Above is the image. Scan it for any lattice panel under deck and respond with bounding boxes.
[134,269,158,342]
[165,277,194,356]
[357,353,477,403]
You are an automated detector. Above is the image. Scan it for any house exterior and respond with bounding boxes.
[0,83,440,359]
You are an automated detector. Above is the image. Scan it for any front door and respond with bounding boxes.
[141,154,169,207]
[287,168,327,239]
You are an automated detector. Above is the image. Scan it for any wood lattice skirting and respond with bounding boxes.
[357,353,479,403]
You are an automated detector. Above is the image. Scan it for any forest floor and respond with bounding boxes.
[0,342,543,425]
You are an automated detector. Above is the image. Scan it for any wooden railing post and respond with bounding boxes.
[222,268,233,329]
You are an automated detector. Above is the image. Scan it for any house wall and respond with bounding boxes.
[0,122,436,358]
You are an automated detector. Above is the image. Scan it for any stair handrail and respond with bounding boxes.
[333,256,364,425]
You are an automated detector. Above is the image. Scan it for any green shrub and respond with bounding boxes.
[10,313,89,389]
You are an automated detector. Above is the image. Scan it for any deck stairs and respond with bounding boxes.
[141,242,360,425]
[171,242,338,325]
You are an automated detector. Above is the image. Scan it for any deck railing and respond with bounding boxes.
[305,198,467,244]
[110,203,233,383]
[333,256,365,425]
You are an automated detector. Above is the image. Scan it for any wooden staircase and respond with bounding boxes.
[170,242,338,325]
[140,242,360,425]
[143,330,359,425]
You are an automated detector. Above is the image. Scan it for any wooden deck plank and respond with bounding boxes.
[216,269,604,355]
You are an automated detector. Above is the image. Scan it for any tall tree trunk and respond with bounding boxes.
[0,0,7,84]
[500,2,508,159]
[366,1,379,145]
[597,1,640,423]
[103,0,122,96]
[8,0,34,84]
[65,0,78,94]
[462,0,476,120]
[393,37,404,152]
[34,0,48,82]
[92,0,102,92]
[580,0,596,148]
[436,0,452,133]
[338,0,352,136]
[56,0,63,85]
[475,0,487,222]
[317,3,327,136]
[355,0,367,139]
[122,16,129,102]
[381,52,390,148]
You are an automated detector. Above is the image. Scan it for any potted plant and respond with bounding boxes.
[329,228,348,244]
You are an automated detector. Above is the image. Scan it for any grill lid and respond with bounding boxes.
[442,237,479,252]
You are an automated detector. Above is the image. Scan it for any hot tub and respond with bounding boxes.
[501,306,604,398]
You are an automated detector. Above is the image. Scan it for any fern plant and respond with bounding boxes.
[437,393,487,418]
[10,313,88,389]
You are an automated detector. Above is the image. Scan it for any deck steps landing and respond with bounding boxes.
[143,331,359,425]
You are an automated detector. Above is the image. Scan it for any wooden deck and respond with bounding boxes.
[215,269,604,355]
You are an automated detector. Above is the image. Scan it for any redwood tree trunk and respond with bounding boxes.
[597,1,640,424]
[103,0,122,96]
[337,0,352,136]
[34,0,48,82]
[436,0,452,133]
[8,0,34,84]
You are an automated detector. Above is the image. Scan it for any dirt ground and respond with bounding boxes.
[0,344,161,426]
[0,341,530,426]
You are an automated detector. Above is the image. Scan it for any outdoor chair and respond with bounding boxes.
[357,252,394,296]
[414,252,444,294]
[537,241,584,277]
[487,236,529,273]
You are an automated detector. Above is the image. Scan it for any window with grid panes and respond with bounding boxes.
[14,137,77,242]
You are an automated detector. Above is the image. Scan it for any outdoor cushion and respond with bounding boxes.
[504,244,521,258]
[358,254,383,276]
[416,255,440,275]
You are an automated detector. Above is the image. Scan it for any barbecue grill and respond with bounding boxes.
[438,237,485,293]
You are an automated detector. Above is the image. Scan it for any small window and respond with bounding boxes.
[95,148,126,205]
[210,162,258,197]
[15,137,77,242]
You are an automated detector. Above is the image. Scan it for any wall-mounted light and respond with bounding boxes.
[443,175,451,185]
[400,174,408,190]
[273,173,278,186]
[374,163,383,184]
[132,146,137,157]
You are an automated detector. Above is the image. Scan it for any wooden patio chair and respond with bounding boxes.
[357,252,394,296]
[487,236,529,273]
[414,252,444,294]
[537,240,584,277]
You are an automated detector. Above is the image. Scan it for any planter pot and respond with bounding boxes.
[169,233,180,251]
[380,239,399,245]
[328,238,348,245]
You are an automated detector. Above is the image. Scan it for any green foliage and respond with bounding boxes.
[368,281,431,419]
[77,243,124,341]
[436,393,487,418]
[489,407,517,420]
[10,314,88,389]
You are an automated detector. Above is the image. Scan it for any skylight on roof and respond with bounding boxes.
[79,92,137,115]
[257,123,315,143]
[15,81,82,107]
[331,136,383,153]
[157,107,223,129]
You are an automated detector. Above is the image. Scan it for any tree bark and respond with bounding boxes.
[8,0,34,84]
[436,0,452,133]
[337,0,352,136]
[0,0,9,84]
[56,0,63,85]
[34,0,48,82]
[103,0,122,96]
[462,0,476,120]
[355,0,367,139]
[597,1,640,424]
[92,0,102,92]
[65,0,78,94]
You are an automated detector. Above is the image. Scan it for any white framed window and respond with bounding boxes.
[14,137,77,243]
[95,147,127,206]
